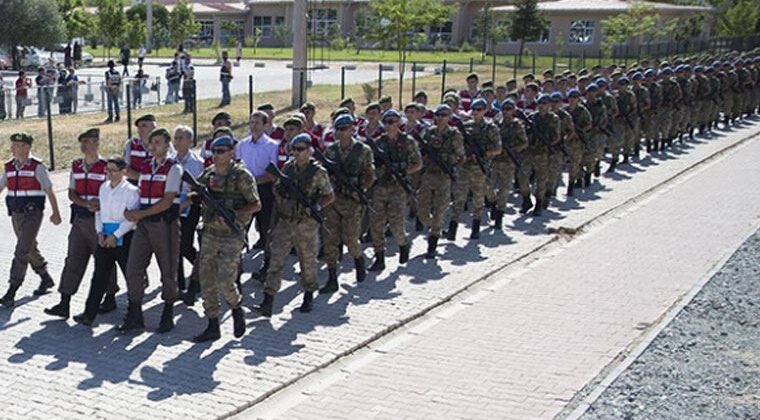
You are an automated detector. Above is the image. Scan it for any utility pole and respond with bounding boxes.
[147,0,154,52]
[291,0,307,107]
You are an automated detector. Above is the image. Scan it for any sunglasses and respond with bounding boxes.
[336,126,352,131]
[383,119,399,125]
[472,107,486,111]
[292,146,309,152]
[213,148,231,154]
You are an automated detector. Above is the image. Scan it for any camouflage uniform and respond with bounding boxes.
[547,107,573,194]
[197,162,260,319]
[265,158,333,295]
[616,86,638,159]
[566,102,592,187]
[674,75,691,137]
[632,82,650,151]
[737,65,753,116]
[452,118,500,224]
[492,117,528,212]
[725,68,738,121]
[660,76,682,141]
[323,138,375,269]
[599,91,619,161]
[370,133,420,253]
[694,71,712,130]
[646,79,663,147]
[584,97,608,177]
[686,74,698,134]
[417,125,465,237]
[518,111,560,210]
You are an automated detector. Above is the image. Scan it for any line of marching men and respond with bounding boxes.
[1,53,758,342]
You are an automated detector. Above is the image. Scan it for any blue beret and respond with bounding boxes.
[661,67,673,75]
[712,61,722,67]
[567,88,581,97]
[290,133,312,148]
[333,114,354,128]
[675,65,684,72]
[694,65,704,72]
[537,93,551,104]
[471,98,488,109]
[434,104,452,116]
[381,109,402,121]
[632,72,643,80]
[211,136,235,149]
[501,99,516,109]
[595,78,608,86]
[586,83,599,92]
[683,65,691,71]
[705,66,714,73]
[550,92,563,101]
[617,77,629,85]
[644,69,656,78]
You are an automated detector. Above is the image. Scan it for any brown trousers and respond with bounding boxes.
[125,219,180,305]
[10,209,49,286]
[59,215,118,296]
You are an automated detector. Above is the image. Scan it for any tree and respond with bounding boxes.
[126,2,170,28]
[601,3,660,56]
[472,2,510,58]
[273,24,290,52]
[0,0,66,68]
[509,0,548,66]
[57,0,94,40]
[168,0,200,48]
[718,0,760,36]
[125,20,147,49]
[97,0,126,58]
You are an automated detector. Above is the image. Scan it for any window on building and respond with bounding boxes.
[253,16,274,38]
[309,8,338,37]
[199,20,214,42]
[569,20,595,44]
[429,21,453,44]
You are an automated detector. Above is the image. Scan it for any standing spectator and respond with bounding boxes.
[165,60,181,104]
[236,40,242,65]
[137,44,146,68]
[64,43,72,69]
[219,51,232,107]
[235,111,279,275]
[172,126,203,291]
[73,41,82,68]
[15,71,31,119]
[57,69,71,114]
[0,73,6,120]
[182,55,195,114]
[66,67,80,114]
[104,60,122,123]
[35,67,47,117]
[132,68,148,108]
[120,44,130,76]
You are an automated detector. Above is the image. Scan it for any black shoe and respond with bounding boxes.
[33,273,55,296]
[519,195,533,214]
[114,115,120,122]
[299,291,314,313]
[44,301,70,319]
[0,285,19,308]
[232,307,246,338]
[593,162,601,177]
[645,140,651,153]
[181,280,200,306]
[157,304,174,333]
[567,184,574,197]
[320,268,339,294]
[118,302,145,333]
[622,155,629,164]
[415,217,424,232]
[193,318,221,342]
[445,220,458,241]
[425,235,439,259]
[98,294,117,314]
[470,219,481,240]
[73,313,94,327]
[533,200,543,217]
[606,160,617,174]
[256,293,274,318]
[574,178,583,189]
[583,172,592,187]
[104,118,113,124]
[399,244,411,264]
[493,210,504,229]
[361,232,372,244]
[355,257,367,283]
[368,252,385,272]
[252,238,265,250]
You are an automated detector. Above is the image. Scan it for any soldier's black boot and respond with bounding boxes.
[157,303,174,333]
[532,199,543,217]
[567,183,575,197]
[320,268,339,294]
[99,293,117,314]
[415,217,424,232]
[689,128,695,140]
[355,257,367,282]
[118,301,144,333]
[519,194,533,214]
[0,284,20,308]
[33,271,55,296]
[256,293,274,318]
[645,139,651,153]
[622,154,630,164]
[398,244,411,265]
[470,219,481,240]
[493,210,504,229]
[543,192,551,209]
[445,221,458,241]
[232,307,245,338]
[606,159,617,173]
[44,294,71,319]
[583,172,592,187]
[181,279,201,306]
[425,235,439,259]
[652,140,659,152]
[299,291,314,313]
[574,178,583,189]
[368,251,385,272]
[193,318,221,343]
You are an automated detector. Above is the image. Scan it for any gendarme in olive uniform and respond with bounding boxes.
[518,94,560,216]
[491,99,528,228]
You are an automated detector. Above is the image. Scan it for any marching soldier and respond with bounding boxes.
[451,98,501,239]
[417,104,465,257]
[631,72,651,157]
[491,99,528,228]
[0,133,62,308]
[518,94,560,216]
[612,77,637,170]
[256,133,335,317]
[659,67,681,148]
[367,109,421,271]
[192,136,261,342]
[547,92,574,198]
[644,69,663,151]
[595,78,619,173]
[582,84,608,187]
[119,128,182,333]
[44,128,119,319]
[320,114,375,292]
[564,89,592,196]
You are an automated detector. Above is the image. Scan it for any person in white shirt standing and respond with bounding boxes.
[172,125,203,291]
[73,155,139,327]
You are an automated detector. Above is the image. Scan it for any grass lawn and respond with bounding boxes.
[0,64,534,171]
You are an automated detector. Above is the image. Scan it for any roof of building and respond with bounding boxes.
[492,0,712,13]
[164,2,247,14]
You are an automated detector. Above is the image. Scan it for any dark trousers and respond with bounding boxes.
[83,232,133,320]
[178,205,200,287]
[255,182,274,247]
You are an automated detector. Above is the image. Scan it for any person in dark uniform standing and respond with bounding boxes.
[219,51,233,107]
[44,128,119,319]
[104,60,122,123]
[0,133,62,308]
[119,128,183,333]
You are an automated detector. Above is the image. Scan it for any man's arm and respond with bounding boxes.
[45,187,62,225]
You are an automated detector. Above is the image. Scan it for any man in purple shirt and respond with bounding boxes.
[235,111,278,276]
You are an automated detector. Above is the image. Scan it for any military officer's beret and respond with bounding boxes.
[213,126,234,137]
[135,114,156,126]
[379,95,392,104]
[694,65,704,73]
[365,102,381,113]
[466,72,479,81]
[523,73,535,80]
[78,128,100,141]
[501,99,516,109]
[257,103,275,111]
[282,116,304,128]
[290,133,312,148]
[661,67,674,75]
[567,89,581,98]
[549,92,563,102]
[414,91,428,99]
[381,109,402,121]
[506,79,517,85]
[632,72,644,80]
[443,94,460,104]
[586,83,599,92]
[470,98,488,109]
[10,132,33,145]
[330,107,351,119]
[333,114,354,128]
[433,104,452,116]
[212,112,231,124]
[299,101,316,111]
[537,94,551,104]
[149,127,171,141]
[211,136,235,149]
[644,69,656,78]
[404,102,420,111]
[595,78,608,86]
[338,97,355,107]
[617,77,630,85]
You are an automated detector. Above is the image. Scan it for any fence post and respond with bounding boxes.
[469,57,474,73]
[624,44,629,67]
[156,77,161,106]
[598,49,602,66]
[248,75,254,116]
[100,82,105,111]
[531,52,536,74]
[513,54,518,79]
[126,82,132,140]
[440,59,447,101]
[491,54,496,84]
[378,64,383,98]
[568,52,573,71]
[552,53,556,74]
[192,81,198,147]
[412,61,417,98]
[299,71,305,107]
[46,94,54,170]
[341,66,346,100]
[398,65,404,107]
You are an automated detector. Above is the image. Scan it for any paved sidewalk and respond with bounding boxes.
[0,120,759,420]
[253,132,760,420]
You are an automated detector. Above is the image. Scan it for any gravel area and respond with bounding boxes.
[581,229,760,420]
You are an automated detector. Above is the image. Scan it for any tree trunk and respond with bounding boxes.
[11,45,18,70]
[517,39,526,67]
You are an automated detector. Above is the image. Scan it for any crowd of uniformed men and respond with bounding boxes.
[1,53,759,342]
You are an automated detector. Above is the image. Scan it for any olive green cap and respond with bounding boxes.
[78,128,100,141]
[10,132,33,145]
[135,113,156,126]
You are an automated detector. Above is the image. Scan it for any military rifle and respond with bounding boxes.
[455,120,490,177]
[364,137,416,197]
[313,148,376,213]
[412,132,458,182]
[524,112,570,158]
[266,162,326,227]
